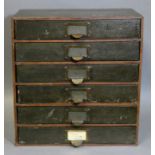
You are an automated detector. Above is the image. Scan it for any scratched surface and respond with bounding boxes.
[15,42,140,61]
[16,85,138,104]
[16,64,139,82]
[18,126,136,144]
[17,106,137,124]
[15,19,141,40]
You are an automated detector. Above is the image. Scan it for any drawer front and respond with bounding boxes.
[17,85,138,104]
[16,64,139,82]
[15,19,141,40]
[15,42,140,61]
[18,126,136,144]
[17,106,137,124]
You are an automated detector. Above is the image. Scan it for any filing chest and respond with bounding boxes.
[12,9,143,147]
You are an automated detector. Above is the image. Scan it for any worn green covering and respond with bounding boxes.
[15,42,140,61]
[17,85,138,103]
[18,126,136,144]
[15,19,141,40]
[16,64,139,82]
[17,106,137,124]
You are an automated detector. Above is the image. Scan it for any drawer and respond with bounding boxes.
[16,85,138,104]
[15,42,140,61]
[15,19,141,40]
[17,106,137,124]
[16,64,139,83]
[18,126,136,145]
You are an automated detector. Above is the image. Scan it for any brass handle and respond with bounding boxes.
[70,140,83,147]
[68,112,87,126]
[68,47,88,62]
[72,56,83,61]
[67,25,87,40]
[71,120,84,126]
[71,79,83,85]
[67,68,88,85]
[70,34,83,39]
[65,88,90,104]
[70,90,87,104]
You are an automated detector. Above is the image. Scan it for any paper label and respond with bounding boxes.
[67,130,87,141]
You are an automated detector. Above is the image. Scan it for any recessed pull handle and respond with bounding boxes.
[68,112,87,126]
[67,68,88,85]
[71,79,83,85]
[68,47,88,62]
[67,25,87,39]
[71,90,87,104]
[70,140,83,147]
[72,57,83,61]
[71,120,84,126]
[71,34,83,39]
[65,88,90,104]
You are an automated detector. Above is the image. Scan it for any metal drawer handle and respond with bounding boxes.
[68,69,86,85]
[72,57,83,61]
[72,79,83,85]
[71,140,83,147]
[71,34,83,39]
[67,68,89,85]
[68,47,87,62]
[65,88,90,104]
[71,90,87,104]
[68,112,87,126]
[67,25,87,39]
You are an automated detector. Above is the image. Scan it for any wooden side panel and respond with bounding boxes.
[15,19,141,40]
[18,126,137,144]
[16,64,139,82]
[15,42,140,61]
[16,85,138,104]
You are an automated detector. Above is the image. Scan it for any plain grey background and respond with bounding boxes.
[4,0,151,155]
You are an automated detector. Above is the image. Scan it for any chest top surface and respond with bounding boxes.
[13,9,142,19]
